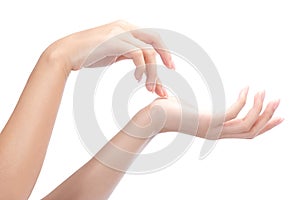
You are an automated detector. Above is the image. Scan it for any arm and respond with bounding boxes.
[43,126,152,200]
[43,89,282,200]
[0,52,70,199]
[0,20,173,199]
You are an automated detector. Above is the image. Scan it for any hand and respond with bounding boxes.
[130,87,283,139]
[44,20,174,97]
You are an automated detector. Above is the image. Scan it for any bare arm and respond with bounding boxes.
[43,89,282,200]
[0,52,70,199]
[43,128,152,200]
[0,20,173,199]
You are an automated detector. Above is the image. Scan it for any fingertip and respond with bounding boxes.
[136,75,142,82]
[146,83,153,92]
[239,86,249,98]
[261,90,266,100]
[155,90,162,97]
[152,84,156,93]
[277,117,285,124]
[244,86,250,93]
[170,60,176,70]
[134,71,143,82]
[273,99,281,110]
[255,90,265,101]
[154,82,167,97]
[277,99,281,104]
[162,56,175,70]
[270,117,284,128]
[162,87,168,98]
[158,88,165,97]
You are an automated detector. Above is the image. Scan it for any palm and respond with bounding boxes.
[147,87,282,139]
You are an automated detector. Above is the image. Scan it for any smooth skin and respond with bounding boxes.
[0,20,283,199]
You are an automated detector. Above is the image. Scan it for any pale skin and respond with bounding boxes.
[0,20,283,199]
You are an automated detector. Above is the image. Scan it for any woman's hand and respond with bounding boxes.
[44,20,174,97]
[131,87,283,139]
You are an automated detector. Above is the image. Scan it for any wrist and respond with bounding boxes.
[39,42,73,77]
[123,106,165,139]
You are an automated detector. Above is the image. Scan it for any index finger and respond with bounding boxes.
[131,29,175,69]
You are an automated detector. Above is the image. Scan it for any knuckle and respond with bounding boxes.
[110,27,123,35]
[151,31,161,41]
[145,49,157,57]
[131,49,143,58]
[135,65,145,72]
[108,20,130,35]
[246,128,258,139]
[248,132,257,139]
[146,66,157,77]
[114,20,128,27]
[241,121,252,132]
[246,134,255,139]
[230,112,238,119]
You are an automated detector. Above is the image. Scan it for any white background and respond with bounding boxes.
[0,0,299,199]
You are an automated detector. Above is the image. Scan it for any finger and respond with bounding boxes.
[131,29,175,69]
[123,33,171,94]
[225,87,249,121]
[155,78,168,97]
[115,55,127,62]
[241,90,265,125]
[247,99,280,137]
[121,43,146,81]
[221,99,280,139]
[222,90,265,133]
[128,50,146,81]
[257,117,284,136]
[113,20,139,30]
[144,49,158,92]
[87,56,118,68]
[122,36,156,85]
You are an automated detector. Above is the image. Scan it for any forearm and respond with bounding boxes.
[0,51,70,198]
[43,120,153,200]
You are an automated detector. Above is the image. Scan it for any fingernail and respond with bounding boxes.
[160,88,164,97]
[278,117,285,123]
[240,87,248,98]
[273,99,280,110]
[163,89,168,98]
[170,60,176,70]
[136,72,142,82]
[147,84,153,92]
[261,90,265,100]
[259,90,266,101]
[152,84,156,93]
